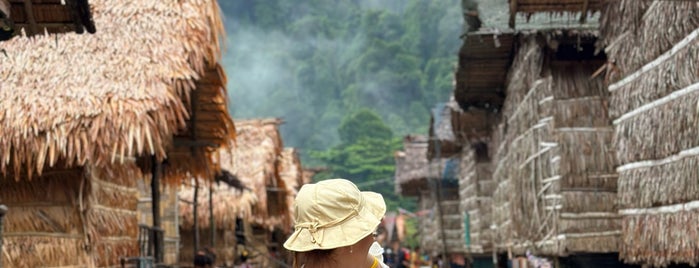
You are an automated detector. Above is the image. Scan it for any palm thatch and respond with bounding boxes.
[0,0,228,179]
[491,33,620,256]
[3,0,96,37]
[395,135,449,196]
[219,119,290,230]
[600,1,699,266]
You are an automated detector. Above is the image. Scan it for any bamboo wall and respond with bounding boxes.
[458,148,494,255]
[491,34,620,256]
[600,1,699,266]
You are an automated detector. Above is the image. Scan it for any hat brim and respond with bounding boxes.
[283,191,386,252]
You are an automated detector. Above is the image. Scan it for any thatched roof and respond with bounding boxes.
[394,135,449,196]
[455,30,514,112]
[178,178,257,230]
[2,0,96,39]
[220,119,290,229]
[0,0,231,179]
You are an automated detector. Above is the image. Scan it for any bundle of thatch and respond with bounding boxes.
[491,32,620,256]
[600,1,699,266]
[220,119,289,230]
[458,145,494,255]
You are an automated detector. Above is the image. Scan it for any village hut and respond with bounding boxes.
[0,0,96,40]
[598,1,699,266]
[215,118,291,267]
[0,0,234,267]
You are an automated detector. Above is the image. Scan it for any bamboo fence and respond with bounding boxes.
[601,1,699,266]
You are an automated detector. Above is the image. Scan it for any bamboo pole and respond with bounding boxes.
[0,205,7,268]
[151,157,163,263]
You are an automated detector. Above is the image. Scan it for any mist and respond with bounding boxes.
[219,0,462,157]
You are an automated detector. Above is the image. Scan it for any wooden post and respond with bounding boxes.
[508,0,518,29]
[193,178,200,255]
[22,0,38,35]
[0,0,10,18]
[0,205,7,268]
[209,182,215,248]
[151,157,163,264]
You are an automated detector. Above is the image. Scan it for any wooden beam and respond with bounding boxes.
[22,0,37,35]
[579,0,590,24]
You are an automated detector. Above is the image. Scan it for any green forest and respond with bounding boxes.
[219,0,462,214]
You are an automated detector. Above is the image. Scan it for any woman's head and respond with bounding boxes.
[283,179,386,266]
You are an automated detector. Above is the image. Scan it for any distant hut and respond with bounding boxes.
[394,135,452,256]
[0,0,234,267]
[599,1,699,266]
[0,0,96,40]
[177,173,256,266]
[220,119,291,267]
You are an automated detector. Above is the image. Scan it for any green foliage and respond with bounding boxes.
[221,0,461,214]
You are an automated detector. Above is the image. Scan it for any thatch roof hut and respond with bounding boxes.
[489,32,619,256]
[216,118,291,267]
[221,119,289,230]
[1,0,96,40]
[0,0,234,266]
[599,1,699,266]
[394,135,447,196]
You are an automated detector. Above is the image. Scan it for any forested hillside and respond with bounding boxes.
[220,0,462,211]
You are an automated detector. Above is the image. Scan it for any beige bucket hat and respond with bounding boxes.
[283,178,386,252]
